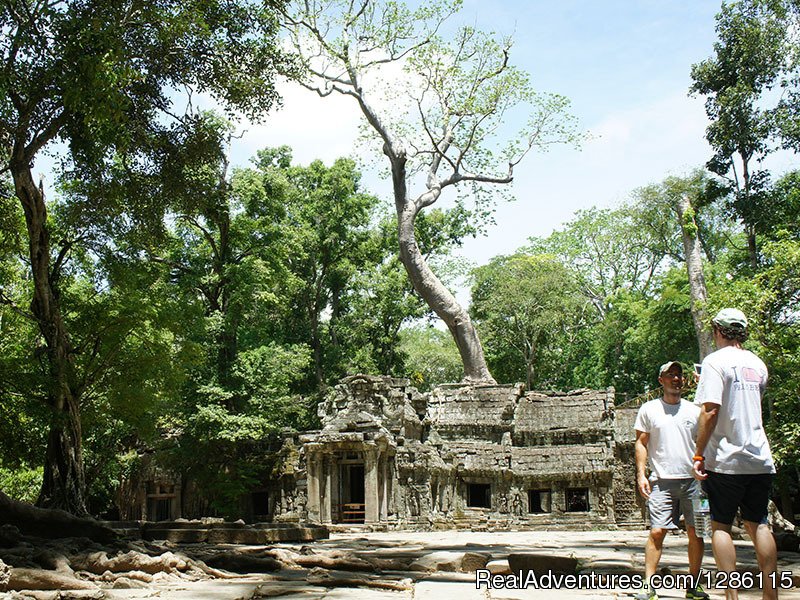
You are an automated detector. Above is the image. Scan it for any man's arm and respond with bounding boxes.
[692,402,719,480]
[634,430,651,498]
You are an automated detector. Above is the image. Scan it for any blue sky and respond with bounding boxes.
[29,2,788,272]
[228,2,786,271]
[28,3,797,269]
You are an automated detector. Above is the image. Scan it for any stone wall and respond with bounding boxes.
[269,376,645,530]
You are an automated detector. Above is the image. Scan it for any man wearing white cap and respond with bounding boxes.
[634,360,708,600]
[693,308,777,600]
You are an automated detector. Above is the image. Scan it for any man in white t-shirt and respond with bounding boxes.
[693,308,777,600]
[634,361,708,600]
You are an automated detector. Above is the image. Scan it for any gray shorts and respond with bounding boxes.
[648,477,698,530]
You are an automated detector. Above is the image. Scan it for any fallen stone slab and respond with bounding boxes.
[409,551,464,573]
[460,552,490,572]
[264,526,328,542]
[507,553,578,576]
[577,556,637,575]
[112,521,329,544]
[486,559,511,575]
[204,552,283,573]
[207,528,265,545]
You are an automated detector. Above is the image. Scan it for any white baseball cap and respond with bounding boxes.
[658,360,683,377]
[713,308,748,329]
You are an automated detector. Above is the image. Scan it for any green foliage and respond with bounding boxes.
[0,0,796,520]
[527,205,672,316]
[0,0,291,160]
[234,343,313,429]
[690,0,800,261]
[471,254,586,389]
[146,137,455,514]
[399,325,463,391]
[764,170,800,239]
[0,0,292,514]
[601,271,699,397]
[733,236,800,467]
[0,464,44,504]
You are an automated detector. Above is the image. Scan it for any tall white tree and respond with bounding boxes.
[281,0,579,382]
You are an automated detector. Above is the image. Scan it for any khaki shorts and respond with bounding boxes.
[648,477,698,530]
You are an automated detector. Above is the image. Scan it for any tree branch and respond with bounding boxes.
[0,287,36,321]
[179,214,221,262]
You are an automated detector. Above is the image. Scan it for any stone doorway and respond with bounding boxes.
[338,456,365,523]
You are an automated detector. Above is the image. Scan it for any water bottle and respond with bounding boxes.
[692,486,712,538]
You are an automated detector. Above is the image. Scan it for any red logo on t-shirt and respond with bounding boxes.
[742,367,762,383]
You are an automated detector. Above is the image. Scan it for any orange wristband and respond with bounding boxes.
[693,455,705,461]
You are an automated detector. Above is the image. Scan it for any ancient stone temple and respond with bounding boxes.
[269,375,645,529]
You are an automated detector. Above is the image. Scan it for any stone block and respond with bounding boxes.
[204,552,282,573]
[486,559,511,575]
[144,528,207,543]
[507,553,578,576]
[262,525,328,542]
[207,528,265,545]
[460,552,490,572]
[409,551,464,572]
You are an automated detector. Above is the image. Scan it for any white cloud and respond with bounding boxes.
[229,81,363,167]
[455,92,715,266]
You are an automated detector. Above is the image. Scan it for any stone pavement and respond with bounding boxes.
[5,529,799,599]
[330,530,800,600]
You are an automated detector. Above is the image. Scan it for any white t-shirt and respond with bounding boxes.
[634,398,699,479]
[694,346,775,475]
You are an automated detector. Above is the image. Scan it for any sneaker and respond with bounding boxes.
[685,582,710,600]
[634,586,658,600]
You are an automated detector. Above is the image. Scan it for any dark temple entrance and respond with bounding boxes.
[338,456,365,523]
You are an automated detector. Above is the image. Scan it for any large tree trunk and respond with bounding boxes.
[396,200,494,383]
[675,195,714,360]
[746,224,758,270]
[10,158,89,517]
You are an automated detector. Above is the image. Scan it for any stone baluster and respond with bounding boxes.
[364,448,379,523]
[306,451,321,523]
[320,454,332,523]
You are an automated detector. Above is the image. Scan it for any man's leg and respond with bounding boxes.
[739,474,777,600]
[685,525,710,599]
[704,472,748,600]
[710,521,738,600]
[742,520,777,600]
[680,479,710,599]
[686,524,704,577]
[645,527,668,583]
[639,479,679,599]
